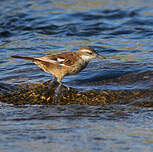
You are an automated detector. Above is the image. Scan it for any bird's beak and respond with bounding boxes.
[96,54,106,59]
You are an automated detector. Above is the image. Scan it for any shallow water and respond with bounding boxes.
[0,0,153,151]
[0,103,153,152]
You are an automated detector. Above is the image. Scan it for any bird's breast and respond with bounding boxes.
[66,60,88,75]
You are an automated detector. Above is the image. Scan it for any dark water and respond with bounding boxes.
[0,0,153,151]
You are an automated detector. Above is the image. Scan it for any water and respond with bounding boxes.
[0,103,153,151]
[0,0,153,151]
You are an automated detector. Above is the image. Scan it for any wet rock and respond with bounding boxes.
[0,81,153,107]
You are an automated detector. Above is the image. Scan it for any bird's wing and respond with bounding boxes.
[38,52,78,66]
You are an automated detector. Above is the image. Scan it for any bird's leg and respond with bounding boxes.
[55,82,62,96]
[62,83,70,91]
[48,75,56,89]
[57,78,70,91]
[54,77,70,97]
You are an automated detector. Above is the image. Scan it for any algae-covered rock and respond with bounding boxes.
[0,81,153,107]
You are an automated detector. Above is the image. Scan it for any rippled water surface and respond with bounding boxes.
[0,0,153,151]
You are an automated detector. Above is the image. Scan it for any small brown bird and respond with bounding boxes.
[12,46,105,91]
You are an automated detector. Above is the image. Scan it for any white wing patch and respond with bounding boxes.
[59,63,66,66]
[57,58,65,62]
[36,57,66,66]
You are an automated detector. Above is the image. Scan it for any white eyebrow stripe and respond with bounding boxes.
[80,49,91,53]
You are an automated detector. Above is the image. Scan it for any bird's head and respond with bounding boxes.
[77,46,106,62]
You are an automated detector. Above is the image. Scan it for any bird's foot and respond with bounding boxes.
[62,83,70,91]
[54,83,70,99]
[52,83,75,103]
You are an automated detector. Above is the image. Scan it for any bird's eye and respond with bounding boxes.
[88,52,92,55]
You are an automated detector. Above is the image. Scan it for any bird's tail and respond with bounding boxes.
[11,56,39,62]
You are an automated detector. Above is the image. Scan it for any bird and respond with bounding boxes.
[11,46,106,93]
